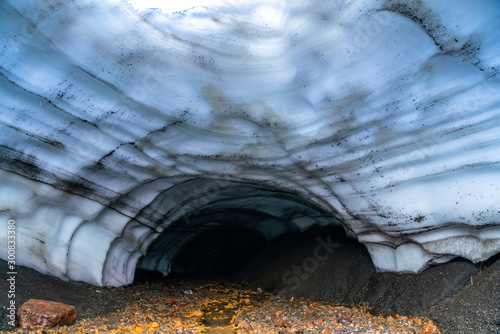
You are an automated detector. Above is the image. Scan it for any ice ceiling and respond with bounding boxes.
[1,0,500,286]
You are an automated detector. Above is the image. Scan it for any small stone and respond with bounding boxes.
[276,318,290,328]
[172,317,183,327]
[421,321,441,334]
[338,317,351,325]
[235,319,253,330]
[17,299,77,330]
[185,308,203,317]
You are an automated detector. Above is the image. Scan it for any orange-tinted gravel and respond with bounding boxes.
[5,280,439,334]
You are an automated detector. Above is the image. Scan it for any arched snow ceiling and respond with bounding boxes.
[1,0,499,286]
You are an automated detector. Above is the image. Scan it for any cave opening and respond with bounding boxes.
[131,179,348,283]
[121,179,500,333]
[170,224,267,275]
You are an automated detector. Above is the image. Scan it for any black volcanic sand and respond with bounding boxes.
[1,225,499,333]
[232,225,500,334]
[0,261,138,331]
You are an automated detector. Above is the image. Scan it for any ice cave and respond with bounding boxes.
[1,0,500,296]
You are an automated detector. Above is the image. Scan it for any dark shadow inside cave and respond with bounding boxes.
[129,178,500,333]
[134,220,350,284]
[169,225,267,275]
[132,178,346,282]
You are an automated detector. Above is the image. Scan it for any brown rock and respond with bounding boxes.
[275,318,290,328]
[235,319,253,331]
[338,317,352,325]
[172,317,183,327]
[421,321,441,334]
[17,299,76,330]
[225,302,236,309]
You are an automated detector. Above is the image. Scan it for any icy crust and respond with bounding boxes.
[0,0,499,285]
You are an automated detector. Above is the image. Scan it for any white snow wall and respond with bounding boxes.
[1,0,500,286]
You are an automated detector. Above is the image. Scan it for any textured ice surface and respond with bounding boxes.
[0,0,499,286]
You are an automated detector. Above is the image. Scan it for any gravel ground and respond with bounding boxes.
[0,225,498,333]
[0,276,439,333]
[426,255,500,333]
[233,226,500,334]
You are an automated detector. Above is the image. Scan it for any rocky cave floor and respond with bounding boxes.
[1,226,499,333]
[0,274,440,334]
